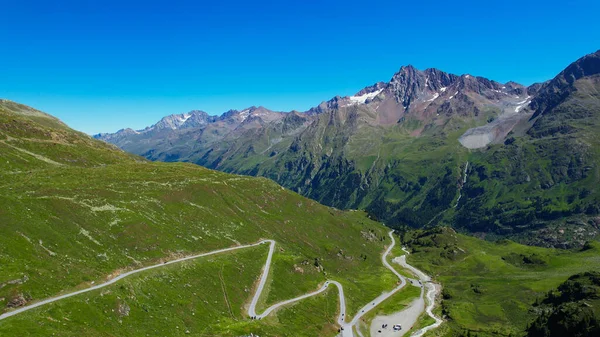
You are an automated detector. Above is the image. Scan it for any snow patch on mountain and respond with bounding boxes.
[426,93,439,102]
[348,89,384,104]
[514,96,531,112]
[239,109,251,122]
[180,114,191,123]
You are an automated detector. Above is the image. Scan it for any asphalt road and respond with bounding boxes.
[0,240,270,321]
[247,231,407,337]
[0,231,442,337]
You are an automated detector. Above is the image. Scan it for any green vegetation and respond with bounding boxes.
[0,100,401,335]
[526,271,600,337]
[402,227,600,336]
[0,246,343,336]
[413,311,437,334]
[3,50,600,336]
[366,285,421,316]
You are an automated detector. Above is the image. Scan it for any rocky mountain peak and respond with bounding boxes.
[526,82,547,96]
[530,50,600,117]
[219,106,280,125]
[181,110,215,128]
[390,65,423,82]
[145,109,216,132]
[306,96,345,115]
[387,66,464,108]
[187,109,210,117]
[120,128,139,135]
[455,74,493,93]
[146,113,191,131]
[504,81,527,96]
[221,109,240,119]
[423,68,458,91]
[560,49,600,83]
[397,64,419,75]
[389,65,428,107]
[354,82,387,97]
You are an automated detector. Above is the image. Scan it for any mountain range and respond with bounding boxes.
[95,50,600,248]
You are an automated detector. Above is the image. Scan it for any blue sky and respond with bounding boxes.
[1,0,599,134]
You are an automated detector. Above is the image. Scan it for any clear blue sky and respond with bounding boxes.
[1,0,599,134]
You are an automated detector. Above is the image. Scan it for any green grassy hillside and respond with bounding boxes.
[401,227,600,336]
[0,100,407,335]
[526,271,600,337]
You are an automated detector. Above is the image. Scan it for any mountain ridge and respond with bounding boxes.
[93,50,600,247]
[95,64,529,138]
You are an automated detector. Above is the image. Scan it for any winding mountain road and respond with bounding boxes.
[0,231,442,337]
[0,240,268,321]
[396,248,444,337]
[247,231,406,337]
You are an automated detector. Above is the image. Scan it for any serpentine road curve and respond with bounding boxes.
[248,231,408,336]
[0,231,442,337]
[395,250,444,337]
[0,240,269,321]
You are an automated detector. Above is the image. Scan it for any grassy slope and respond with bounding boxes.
[402,227,600,336]
[526,271,600,337]
[0,101,401,335]
[0,246,345,337]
